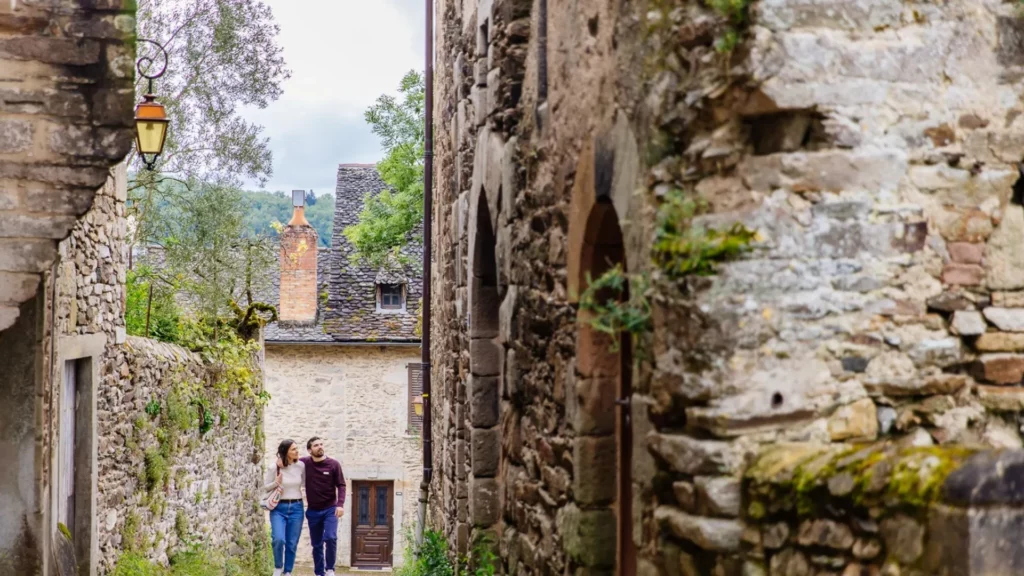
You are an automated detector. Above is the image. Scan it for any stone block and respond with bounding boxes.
[927,291,976,312]
[647,433,741,475]
[0,119,33,154]
[469,477,499,526]
[694,476,741,517]
[908,338,963,368]
[469,375,499,428]
[471,427,499,477]
[469,283,500,338]
[977,333,1024,351]
[557,504,615,568]
[984,308,1024,332]
[951,311,986,336]
[574,435,615,505]
[943,263,984,286]
[941,209,993,243]
[987,206,1024,290]
[470,338,501,376]
[654,507,743,551]
[475,59,488,87]
[976,386,1024,412]
[879,515,924,565]
[973,354,1024,385]
[738,149,907,194]
[497,283,517,345]
[865,373,968,397]
[0,37,100,65]
[471,85,488,126]
[994,292,1024,307]
[948,242,985,264]
[797,519,854,550]
[673,481,696,512]
[576,319,619,378]
[574,377,616,436]
[827,398,878,442]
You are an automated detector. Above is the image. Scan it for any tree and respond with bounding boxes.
[129,0,291,248]
[343,70,425,267]
[148,179,277,332]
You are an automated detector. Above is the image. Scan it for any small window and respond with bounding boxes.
[378,284,404,311]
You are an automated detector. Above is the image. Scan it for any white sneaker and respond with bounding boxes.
[273,570,282,576]
[327,571,336,576]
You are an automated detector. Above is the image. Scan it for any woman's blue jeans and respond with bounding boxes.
[270,500,304,571]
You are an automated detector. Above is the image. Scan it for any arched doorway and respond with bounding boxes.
[575,198,635,576]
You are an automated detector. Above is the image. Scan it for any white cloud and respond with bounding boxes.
[243,0,425,194]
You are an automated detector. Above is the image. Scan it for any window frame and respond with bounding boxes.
[376,283,406,313]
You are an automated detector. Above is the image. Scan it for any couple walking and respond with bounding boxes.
[264,436,346,576]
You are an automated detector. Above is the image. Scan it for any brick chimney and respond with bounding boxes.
[279,190,319,324]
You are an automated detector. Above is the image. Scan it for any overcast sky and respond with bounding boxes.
[243,0,426,196]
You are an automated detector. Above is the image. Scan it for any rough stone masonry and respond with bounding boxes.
[0,0,137,332]
[429,0,1024,574]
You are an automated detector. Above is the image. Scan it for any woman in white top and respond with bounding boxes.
[265,439,306,576]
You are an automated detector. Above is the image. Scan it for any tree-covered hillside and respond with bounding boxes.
[242,190,334,246]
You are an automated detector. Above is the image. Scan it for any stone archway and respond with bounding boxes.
[467,188,501,550]
[574,198,635,576]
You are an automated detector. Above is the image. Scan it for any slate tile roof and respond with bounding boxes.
[263,164,422,344]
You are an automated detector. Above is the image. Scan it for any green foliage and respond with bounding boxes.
[175,510,189,541]
[463,533,498,576]
[578,265,652,353]
[176,319,263,399]
[112,552,159,576]
[113,543,273,576]
[57,522,72,542]
[396,530,455,576]
[126,265,181,341]
[652,189,756,278]
[131,0,289,185]
[704,0,751,52]
[344,70,426,267]
[145,400,162,418]
[218,409,229,427]
[241,190,334,246]
[144,448,167,493]
[122,513,141,553]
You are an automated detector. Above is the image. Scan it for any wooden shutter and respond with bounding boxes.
[407,363,424,435]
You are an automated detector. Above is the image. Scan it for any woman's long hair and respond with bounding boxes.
[277,439,296,468]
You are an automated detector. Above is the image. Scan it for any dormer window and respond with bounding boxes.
[378,283,405,312]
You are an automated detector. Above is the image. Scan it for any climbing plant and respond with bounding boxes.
[705,0,752,52]
[578,265,652,353]
[652,188,756,278]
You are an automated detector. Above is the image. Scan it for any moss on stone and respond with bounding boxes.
[745,442,977,520]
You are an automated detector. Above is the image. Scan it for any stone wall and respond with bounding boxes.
[430,0,1024,574]
[0,0,137,332]
[263,344,423,570]
[96,336,266,573]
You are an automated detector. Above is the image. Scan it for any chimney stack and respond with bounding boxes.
[279,190,319,324]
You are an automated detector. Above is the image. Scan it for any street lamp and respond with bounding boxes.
[413,394,424,417]
[134,39,169,171]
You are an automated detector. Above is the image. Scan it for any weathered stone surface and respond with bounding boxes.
[654,507,743,551]
[951,310,987,336]
[558,505,615,568]
[797,519,854,550]
[470,375,499,427]
[762,522,790,549]
[943,263,984,286]
[574,435,615,505]
[974,354,1024,384]
[469,477,500,526]
[827,398,878,441]
[880,515,925,564]
[472,427,500,476]
[865,374,968,397]
[993,292,1024,307]
[948,242,985,264]
[977,386,1024,411]
[647,433,742,475]
[976,333,1024,351]
[738,149,907,194]
[983,308,1024,332]
[927,291,976,312]
[694,476,741,517]
[987,206,1024,290]
[769,548,810,576]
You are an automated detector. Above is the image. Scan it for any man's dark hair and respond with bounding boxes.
[307,436,322,451]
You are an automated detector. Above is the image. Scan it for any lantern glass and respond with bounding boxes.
[413,396,424,416]
[135,119,168,156]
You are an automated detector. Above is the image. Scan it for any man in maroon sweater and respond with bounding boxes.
[301,437,346,576]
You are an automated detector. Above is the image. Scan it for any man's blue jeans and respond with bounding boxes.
[306,506,338,575]
[270,500,304,572]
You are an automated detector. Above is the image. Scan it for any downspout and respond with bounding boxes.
[416,0,434,553]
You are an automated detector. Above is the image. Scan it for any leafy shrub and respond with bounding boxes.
[145,400,162,418]
[144,448,167,493]
[578,265,652,353]
[126,265,181,342]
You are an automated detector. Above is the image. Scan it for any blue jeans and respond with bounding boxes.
[270,501,304,572]
[306,507,338,575]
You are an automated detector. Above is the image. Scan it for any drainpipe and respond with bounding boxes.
[416,0,434,554]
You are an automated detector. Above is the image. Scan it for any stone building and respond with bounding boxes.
[428,0,1024,574]
[0,1,137,573]
[262,164,424,571]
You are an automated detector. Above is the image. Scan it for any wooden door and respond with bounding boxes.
[351,480,394,568]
